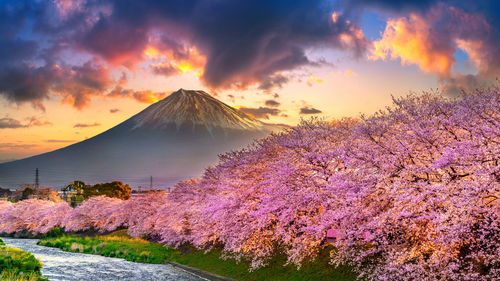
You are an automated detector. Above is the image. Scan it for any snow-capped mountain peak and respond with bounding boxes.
[131,89,267,132]
[0,89,278,188]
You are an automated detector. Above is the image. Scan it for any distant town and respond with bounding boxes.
[0,168,165,206]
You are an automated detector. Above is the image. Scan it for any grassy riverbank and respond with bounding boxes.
[0,238,47,281]
[39,230,357,281]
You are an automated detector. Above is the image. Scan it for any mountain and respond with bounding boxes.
[0,89,278,189]
[133,89,266,132]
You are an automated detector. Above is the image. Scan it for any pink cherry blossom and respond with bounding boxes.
[0,87,498,280]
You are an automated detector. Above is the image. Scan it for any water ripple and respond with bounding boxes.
[2,237,203,281]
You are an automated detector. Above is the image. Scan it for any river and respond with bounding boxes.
[2,237,204,281]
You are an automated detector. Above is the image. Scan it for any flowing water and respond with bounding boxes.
[2,237,204,281]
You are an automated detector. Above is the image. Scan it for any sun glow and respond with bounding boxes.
[144,45,205,77]
[144,46,161,59]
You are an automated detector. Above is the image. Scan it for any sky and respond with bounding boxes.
[1,0,499,162]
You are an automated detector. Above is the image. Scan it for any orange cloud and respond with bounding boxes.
[369,4,491,84]
[339,24,367,51]
[455,39,487,73]
[145,44,206,78]
[144,46,162,59]
[108,86,167,104]
[51,62,114,109]
[369,14,455,78]
[27,117,52,127]
[131,90,166,103]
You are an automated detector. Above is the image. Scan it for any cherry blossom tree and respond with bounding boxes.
[122,191,169,238]
[152,179,209,245]
[65,196,126,233]
[0,87,497,280]
[0,199,71,234]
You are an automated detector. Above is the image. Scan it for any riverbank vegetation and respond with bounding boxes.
[39,230,357,281]
[0,238,47,281]
[0,89,499,280]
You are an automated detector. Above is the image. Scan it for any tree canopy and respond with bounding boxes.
[0,88,498,280]
[83,181,131,200]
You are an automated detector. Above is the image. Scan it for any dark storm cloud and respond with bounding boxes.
[3,0,353,107]
[300,107,322,114]
[65,0,370,89]
[78,16,150,66]
[0,0,38,62]
[0,39,38,64]
[0,1,114,109]
[341,0,438,14]
[0,66,52,111]
[238,107,281,120]
[2,0,500,109]
[0,2,46,110]
[0,58,113,111]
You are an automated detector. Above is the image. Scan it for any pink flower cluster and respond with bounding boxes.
[0,199,72,234]
[65,196,126,233]
[0,88,498,280]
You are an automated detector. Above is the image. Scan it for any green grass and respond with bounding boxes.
[39,230,358,281]
[0,244,48,281]
[38,230,172,264]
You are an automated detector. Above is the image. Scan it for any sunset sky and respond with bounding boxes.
[1,0,499,162]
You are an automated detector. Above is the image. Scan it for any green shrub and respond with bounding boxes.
[0,247,47,281]
[45,227,64,238]
[0,270,42,281]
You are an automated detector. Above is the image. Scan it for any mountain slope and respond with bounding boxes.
[0,89,277,189]
[132,89,266,132]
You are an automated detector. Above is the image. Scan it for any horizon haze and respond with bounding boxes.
[0,89,277,189]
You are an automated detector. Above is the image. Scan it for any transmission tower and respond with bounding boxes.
[35,168,39,189]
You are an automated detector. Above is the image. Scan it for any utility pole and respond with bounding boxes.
[150,176,153,190]
[35,168,39,189]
